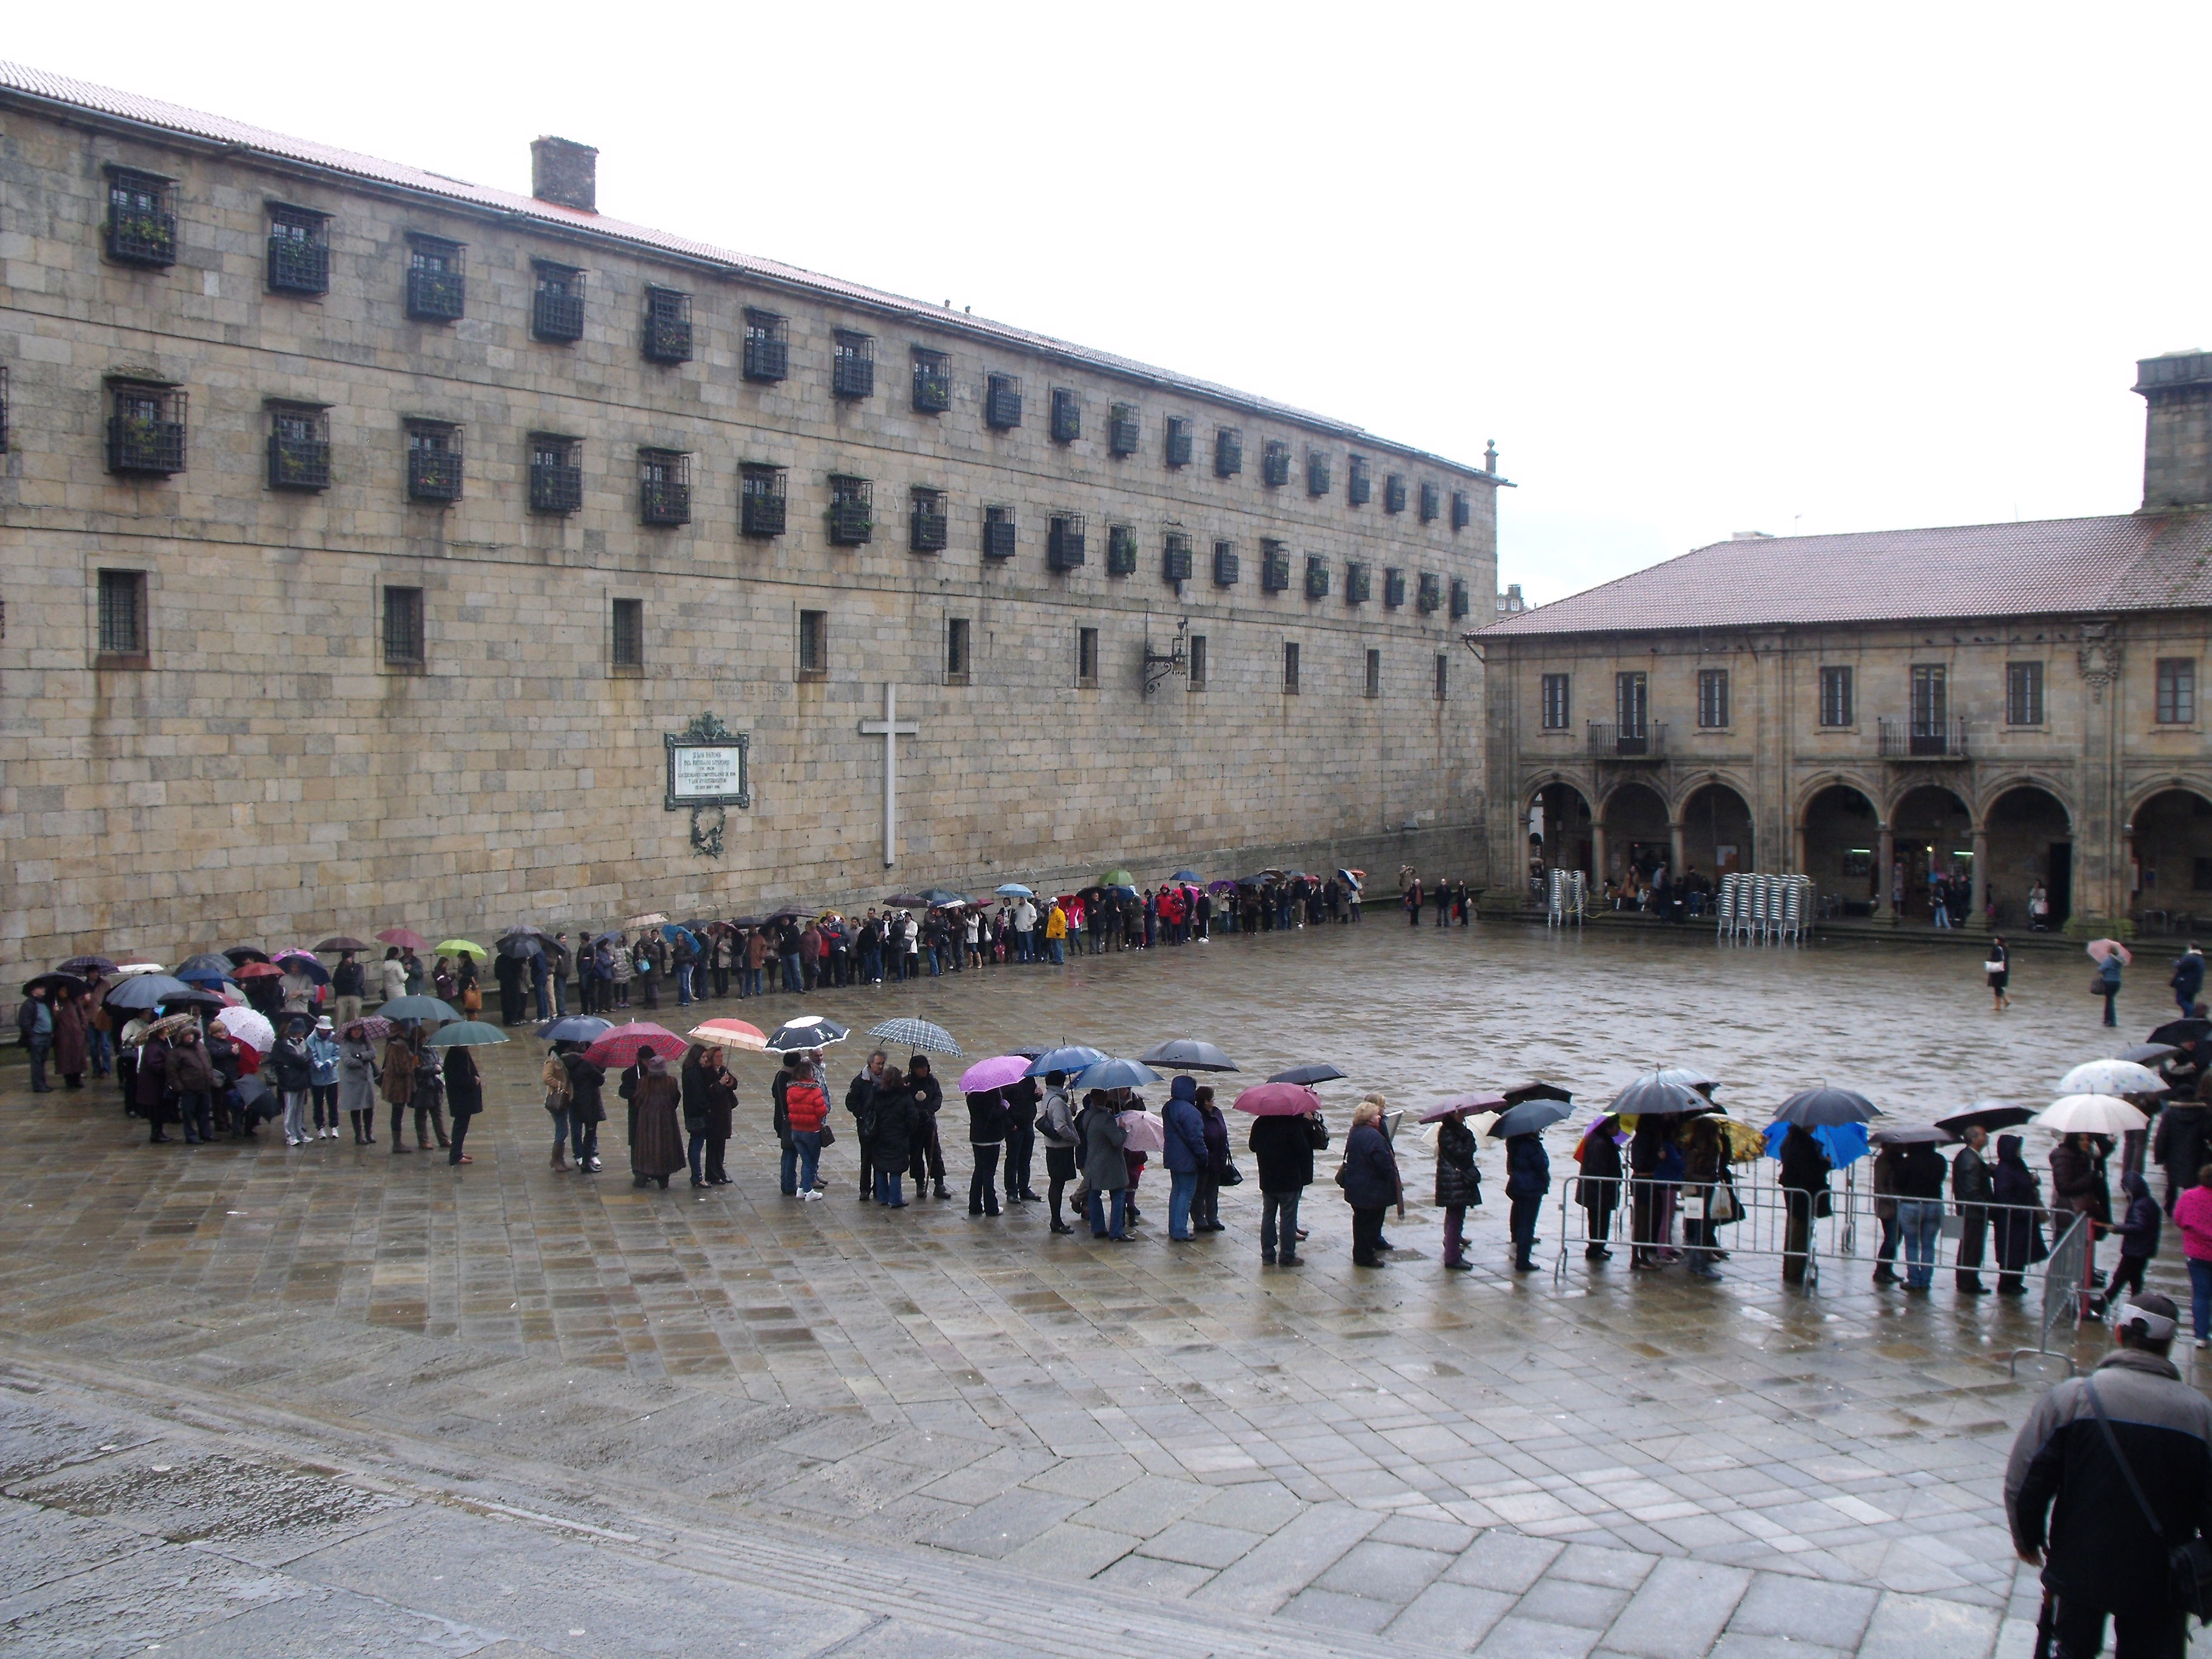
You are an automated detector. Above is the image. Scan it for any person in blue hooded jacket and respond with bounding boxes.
[1505,1130,1550,1272]
[1162,1076,1207,1241]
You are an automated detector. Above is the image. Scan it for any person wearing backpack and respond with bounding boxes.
[2006,1293,2212,1658]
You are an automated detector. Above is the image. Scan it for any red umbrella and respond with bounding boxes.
[377,928,432,951]
[233,961,284,979]
[1232,1082,1322,1116]
[582,1022,688,1069]
[1418,1093,1508,1123]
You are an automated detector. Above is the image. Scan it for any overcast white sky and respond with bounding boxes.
[13,2,2207,603]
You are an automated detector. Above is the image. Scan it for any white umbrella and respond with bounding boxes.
[1118,1109,1166,1153]
[2037,1094,2150,1135]
[2057,1059,2167,1098]
[213,1005,275,1054]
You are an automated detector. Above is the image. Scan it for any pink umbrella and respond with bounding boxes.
[2086,939,2132,967]
[1232,1082,1322,1116]
[1418,1092,1508,1123]
[960,1054,1031,1092]
[581,1022,688,1069]
[376,928,432,951]
[1118,1110,1166,1152]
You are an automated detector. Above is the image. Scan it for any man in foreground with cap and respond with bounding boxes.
[2006,1293,2212,1657]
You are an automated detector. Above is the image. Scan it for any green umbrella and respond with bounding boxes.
[434,939,488,960]
[426,1021,508,1046]
[1096,869,1134,887]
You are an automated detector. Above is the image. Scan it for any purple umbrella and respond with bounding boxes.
[959,1054,1032,1093]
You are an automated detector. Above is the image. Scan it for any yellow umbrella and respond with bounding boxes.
[434,939,488,961]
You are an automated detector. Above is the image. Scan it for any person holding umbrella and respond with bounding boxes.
[1502,1120,1551,1274]
[907,1054,948,1201]
[1954,1124,1996,1293]
[1193,1085,1231,1234]
[52,986,90,1090]
[268,1016,314,1148]
[628,1053,684,1190]
[1992,1135,2048,1296]
[1162,1076,1206,1241]
[166,1023,218,1145]
[1778,1125,1832,1285]
[1039,1070,1081,1234]
[2096,947,2125,1028]
[1434,1106,1482,1272]
[2176,942,2207,1017]
[332,951,364,1028]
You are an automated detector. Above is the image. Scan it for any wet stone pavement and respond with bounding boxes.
[1,920,2205,1657]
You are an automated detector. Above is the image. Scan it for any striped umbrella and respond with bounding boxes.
[868,1017,959,1056]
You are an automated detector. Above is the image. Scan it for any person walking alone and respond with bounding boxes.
[2098,950,2125,1028]
[1986,935,2012,1011]
[2175,943,2207,1018]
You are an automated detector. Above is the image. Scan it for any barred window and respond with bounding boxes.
[643,286,693,364]
[528,434,583,515]
[828,475,874,546]
[2006,661,2045,726]
[1304,554,1330,599]
[1051,387,1081,444]
[383,585,425,668]
[1819,665,1853,727]
[743,309,789,382]
[833,330,875,400]
[910,486,948,554]
[1108,403,1140,456]
[2159,659,2196,725]
[1212,540,1239,588]
[1048,513,1085,572]
[531,262,585,342]
[1419,481,1441,523]
[406,236,465,321]
[406,421,462,503]
[1105,523,1138,575]
[266,402,331,492]
[266,203,329,295]
[1384,473,1407,514]
[107,382,186,476]
[104,167,176,266]
[1165,417,1193,468]
[1541,673,1569,730]
[638,449,691,526]
[984,504,1017,559]
[1383,568,1406,608]
[912,347,951,414]
[1451,490,1472,529]
[741,465,787,538]
[97,569,147,660]
[985,373,1022,429]
[1261,538,1290,592]
[610,597,644,671]
[946,617,972,684]
[1347,454,1370,506]
[1306,449,1332,497]
[1162,531,1193,585]
[798,609,828,679]
[1345,561,1372,605]
[1215,426,1242,477]
[1697,668,1729,729]
[1262,439,1291,487]
[1365,649,1381,698]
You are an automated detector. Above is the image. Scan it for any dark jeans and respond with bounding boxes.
[1875,1212,1900,1275]
[1046,1143,1077,1224]
[2103,989,2119,1027]
[874,1164,905,1204]
[704,1134,726,1183]
[1584,1196,1616,1250]
[1004,1123,1034,1196]
[2051,1595,2186,1659]
[910,1118,945,1188]
[970,1143,1001,1215]
[178,1089,212,1142]
[1194,1171,1220,1228]
[1261,1190,1301,1261]
[1509,1196,1542,1262]
[1087,1188,1128,1238]
[2191,1258,2212,1341]
[312,1083,338,1129]
[447,1115,471,1163]
[25,1034,51,1091]
[1442,1203,1467,1265]
[571,1114,598,1164]
[1168,1168,1199,1238]
[689,1128,709,1185]
[1956,1207,1988,1287]
[1352,1205,1387,1265]
[782,1130,821,1195]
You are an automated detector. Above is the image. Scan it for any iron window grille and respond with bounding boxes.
[2160,659,2197,724]
[743,310,789,381]
[910,487,949,554]
[1162,531,1193,585]
[642,287,693,363]
[1541,674,1570,729]
[532,263,586,342]
[1416,572,1443,613]
[741,466,788,537]
[1215,426,1243,477]
[1261,539,1291,592]
[1213,540,1239,587]
[984,506,1017,559]
[1304,555,1330,600]
[383,586,426,668]
[1697,668,1730,728]
[833,331,876,399]
[828,475,874,545]
[1435,653,1450,702]
[406,422,463,502]
[638,449,692,526]
[1365,649,1382,698]
[1188,634,1208,689]
[266,203,330,295]
[912,349,951,414]
[1384,473,1407,514]
[1105,523,1138,575]
[1419,481,1441,522]
[1109,404,1140,456]
[1451,491,1472,530]
[406,236,466,321]
[1262,440,1291,487]
[798,609,829,679]
[986,374,1023,429]
[611,598,645,672]
[1283,642,1301,694]
[946,617,972,684]
[1347,454,1371,506]
[104,167,176,266]
[1818,665,1854,727]
[1165,417,1193,468]
[107,383,186,475]
[1384,568,1406,608]
[1051,387,1081,444]
[528,435,584,515]
[97,569,147,660]
[266,403,332,492]
[1048,514,1086,571]
[1306,449,1332,497]
[1346,562,1372,605]
[1449,578,1470,620]
[2006,661,2045,725]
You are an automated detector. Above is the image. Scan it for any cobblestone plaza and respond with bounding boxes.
[0,922,2202,1656]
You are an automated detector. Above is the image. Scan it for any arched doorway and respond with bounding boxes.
[1892,783,1974,922]
[2130,788,2212,930]
[1529,782,1594,882]
[1802,783,1881,915]
[1984,785,2073,931]
[1679,781,1754,883]
[1600,780,1671,891]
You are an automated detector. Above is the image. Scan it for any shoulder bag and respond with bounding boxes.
[2084,1377,2212,1622]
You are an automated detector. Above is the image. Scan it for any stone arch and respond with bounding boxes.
[1889,782,1976,922]
[1792,771,1887,832]
[1677,779,1755,879]
[1526,776,1596,879]
[2127,785,2212,929]
[1801,780,1883,914]
[1597,779,1671,883]
[1981,783,2074,931]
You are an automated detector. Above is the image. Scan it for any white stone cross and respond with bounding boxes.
[857,683,920,868]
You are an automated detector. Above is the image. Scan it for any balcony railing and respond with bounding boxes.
[267,236,329,295]
[1879,717,1970,759]
[1587,722,1667,759]
[640,479,691,526]
[407,448,462,503]
[108,417,186,475]
[407,267,465,321]
[529,462,583,515]
[267,435,331,492]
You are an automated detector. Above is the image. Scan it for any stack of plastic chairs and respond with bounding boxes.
[1546,868,1586,928]
[1776,874,1811,943]
[1715,873,1739,938]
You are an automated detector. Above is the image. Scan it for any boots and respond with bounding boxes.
[551,1146,568,1171]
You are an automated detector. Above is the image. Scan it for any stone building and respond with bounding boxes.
[1478,351,2212,936]
[0,64,1503,964]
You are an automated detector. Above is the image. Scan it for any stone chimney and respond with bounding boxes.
[2136,350,2212,510]
[531,137,598,213]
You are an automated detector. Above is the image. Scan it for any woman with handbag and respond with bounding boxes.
[1986,936,2011,1011]
[1193,1085,1233,1234]
[456,953,482,1016]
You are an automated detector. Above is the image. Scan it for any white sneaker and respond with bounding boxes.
[803,1189,822,1202]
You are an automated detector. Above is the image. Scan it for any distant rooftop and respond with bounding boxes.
[0,60,1493,479]
[1481,510,2212,637]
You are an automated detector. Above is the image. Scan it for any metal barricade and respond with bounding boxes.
[2011,1216,2089,1377]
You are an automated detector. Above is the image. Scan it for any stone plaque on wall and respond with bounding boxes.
[665,712,751,811]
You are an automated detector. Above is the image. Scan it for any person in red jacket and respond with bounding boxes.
[782,1051,830,1201]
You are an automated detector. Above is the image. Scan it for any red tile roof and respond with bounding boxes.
[0,60,1490,478]
[1481,510,2212,637]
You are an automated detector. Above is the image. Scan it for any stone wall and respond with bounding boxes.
[0,94,1498,964]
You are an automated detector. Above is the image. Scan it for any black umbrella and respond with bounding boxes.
[56,955,118,975]
[234,1074,280,1123]
[1872,1125,1958,1145]
[1772,1086,1883,1127]
[1500,1080,1574,1106]
[175,953,234,984]
[314,936,372,953]
[1269,1063,1346,1085]
[1488,1100,1574,1139]
[1934,1104,2035,1136]
[497,935,546,959]
[680,918,717,936]
[2151,1018,2212,1048]
[223,946,270,966]
[21,972,89,997]
[1607,1074,1708,1118]
[2116,1044,2181,1067]
[104,974,192,1011]
[728,917,771,930]
[1136,1038,1239,1072]
[162,988,229,1011]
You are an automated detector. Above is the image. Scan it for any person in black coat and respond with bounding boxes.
[443,1045,481,1165]
[2154,1093,2211,1216]
[1778,1125,1832,1286]
[1250,1105,1322,1266]
[1001,1074,1041,1205]
[965,1087,1007,1217]
[904,1056,947,1199]
[846,1050,890,1199]
[681,1045,714,1189]
[1992,1134,2048,1296]
[1435,1113,1481,1271]
[1338,1102,1400,1267]
[1578,1116,1624,1261]
[561,1048,605,1171]
[870,1072,914,1206]
[1504,1131,1550,1272]
[700,1050,737,1187]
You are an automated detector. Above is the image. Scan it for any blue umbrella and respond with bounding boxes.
[104,974,192,1011]
[1763,1119,1870,1168]
[539,1014,611,1044]
[996,883,1034,898]
[1025,1045,1108,1079]
[660,923,700,949]
[1076,1056,1161,1091]
[378,995,460,1024]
